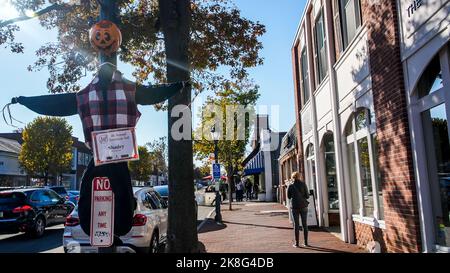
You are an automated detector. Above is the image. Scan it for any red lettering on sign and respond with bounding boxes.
[98,211,107,217]
[98,223,107,228]
[93,177,111,191]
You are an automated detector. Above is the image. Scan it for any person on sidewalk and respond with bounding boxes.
[288,172,310,248]
[236,179,244,202]
[253,181,259,200]
[245,179,253,201]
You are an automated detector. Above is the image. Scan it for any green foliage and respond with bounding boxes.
[19,116,73,184]
[146,137,167,176]
[1,0,265,97]
[128,145,152,182]
[193,84,259,178]
[194,162,211,180]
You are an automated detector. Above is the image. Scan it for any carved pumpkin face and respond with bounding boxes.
[89,20,122,56]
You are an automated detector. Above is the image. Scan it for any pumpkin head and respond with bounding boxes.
[89,20,122,56]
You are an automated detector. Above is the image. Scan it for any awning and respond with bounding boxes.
[243,151,264,176]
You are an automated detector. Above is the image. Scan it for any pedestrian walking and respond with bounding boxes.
[245,179,253,200]
[253,181,259,200]
[236,180,244,202]
[288,172,310,248]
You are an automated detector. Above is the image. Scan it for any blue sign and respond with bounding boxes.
[213,164,221,180]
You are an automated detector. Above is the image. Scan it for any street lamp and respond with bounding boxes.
[211,125,222,223]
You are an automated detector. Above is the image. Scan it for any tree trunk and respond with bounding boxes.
[159,0,197,253]
[44,171,48,186]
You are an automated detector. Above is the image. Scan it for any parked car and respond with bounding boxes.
[63,187,168,253]
[67,191,80,205]
[46,186,70,202]
[153,185,198,219]
[0,188,75,237]
[153,185,169,203]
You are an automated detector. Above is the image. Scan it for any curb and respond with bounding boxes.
[197,207,216,232]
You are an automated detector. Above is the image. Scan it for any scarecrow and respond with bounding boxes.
[9,20,188,237]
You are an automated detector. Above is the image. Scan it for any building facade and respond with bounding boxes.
[0,137,27,187]
[290,0,450,252]
[397,0,450,253]
[0,133,92,190]
[278,125,298,206]
[243,115,286,202]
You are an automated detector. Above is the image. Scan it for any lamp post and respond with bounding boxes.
[211,126,222,223]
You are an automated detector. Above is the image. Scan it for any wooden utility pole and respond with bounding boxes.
[97,0,119,253]
[98,0,118,65]
[158,0,198,253]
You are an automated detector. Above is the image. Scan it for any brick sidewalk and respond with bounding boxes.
[198,202,366,253]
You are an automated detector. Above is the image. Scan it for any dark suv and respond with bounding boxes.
[47,186,70,201]
[0,188,75,237]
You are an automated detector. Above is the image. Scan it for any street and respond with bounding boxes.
[0,206,214,253]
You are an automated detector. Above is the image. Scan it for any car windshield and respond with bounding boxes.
[153,186,168,197]
[51,187,67,195]
[0,192,26,205]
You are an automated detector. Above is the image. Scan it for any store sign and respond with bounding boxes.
[90,177,114,247]
[92,127,139,166]
[406,0,423,18]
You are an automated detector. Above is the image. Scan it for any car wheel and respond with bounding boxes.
[149,231,159,254]
[31,216,45,238]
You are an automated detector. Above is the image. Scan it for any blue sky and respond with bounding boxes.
[0,0,306,149]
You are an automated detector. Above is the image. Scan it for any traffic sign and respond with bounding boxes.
[212,164,221,180]
[90,177,115,247]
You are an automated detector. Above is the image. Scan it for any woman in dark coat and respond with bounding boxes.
[288,172,310,247]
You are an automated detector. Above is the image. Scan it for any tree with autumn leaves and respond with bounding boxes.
[0,0,265,97]
[1,0,265,253]
[129,137,168,184]
[193,85,259,211]
[19,117,73,186]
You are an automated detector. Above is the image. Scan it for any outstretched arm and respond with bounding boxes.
[11,93,78,117]
[135,82,188,105]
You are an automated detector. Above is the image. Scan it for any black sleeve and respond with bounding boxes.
[12,93,78,117]
[303,183,310,200]
[135,82,185,105]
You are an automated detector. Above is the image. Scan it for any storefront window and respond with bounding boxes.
[346,108,383,220]
[372,135,384,219]
[306,144,317,197]
[324,134,339,210]
[347,142,359,214]
[418,55,443,98]
[358,137,374,217]
[422,103,450,247]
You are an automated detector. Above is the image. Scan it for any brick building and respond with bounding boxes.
[278,125,299,206]
[291,0,449,252]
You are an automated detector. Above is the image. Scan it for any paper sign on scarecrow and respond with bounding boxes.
[10,20,188,238]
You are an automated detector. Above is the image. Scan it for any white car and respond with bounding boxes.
[63,187,168,253]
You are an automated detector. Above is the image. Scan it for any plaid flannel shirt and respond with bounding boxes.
[76,70,141,146]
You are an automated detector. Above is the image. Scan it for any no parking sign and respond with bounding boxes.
[90,177,115,247]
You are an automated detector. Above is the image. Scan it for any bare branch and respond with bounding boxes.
[0,4,72,28]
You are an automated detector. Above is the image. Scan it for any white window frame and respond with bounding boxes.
[338,0,362,51]
[314,8,328,86]
[346,108,385,226]
[414,47,450,249]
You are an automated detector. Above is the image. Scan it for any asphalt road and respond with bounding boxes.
[0,206,215,253]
